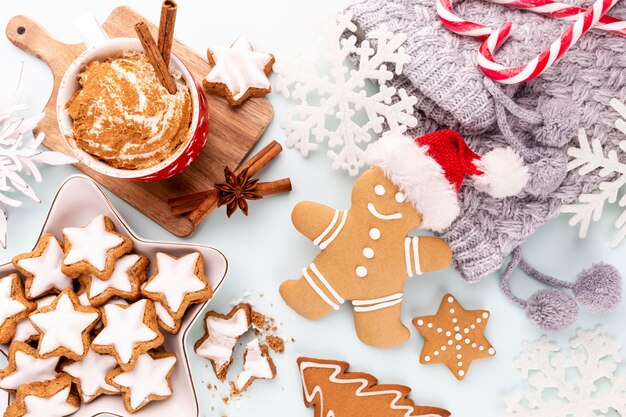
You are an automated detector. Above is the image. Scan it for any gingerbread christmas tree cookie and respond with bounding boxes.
[413,294,496,381]
[0,274,35,344]
[4,374,79,417]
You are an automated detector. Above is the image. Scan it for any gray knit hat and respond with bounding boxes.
[346,0,626,283]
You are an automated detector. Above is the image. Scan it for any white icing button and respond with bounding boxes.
[454,334,462,341]
[450,308,455,314]
[488,347,496,355]
[416,319,424,326]
[362,247,374,259]
[441,346,447,351]
[369,228,381,240]
[447,296,454,303]
[424,355,431,362]
[458,361,463,367]
[433,351,439,356]
[457,354,462,359]
[436,328,442,333]
[458,370,465,377]
[483,312,489,318]
[356,266,368,278]
[395,192,406,203]
[427,323,433,328]
[374,185,385,196]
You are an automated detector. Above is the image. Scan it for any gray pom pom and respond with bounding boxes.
[525,289,578,331]
[523,149,567,197]
[574,263,622,313]
[535,98,580,147]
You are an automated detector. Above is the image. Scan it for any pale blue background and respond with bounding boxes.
[0,1,624,416]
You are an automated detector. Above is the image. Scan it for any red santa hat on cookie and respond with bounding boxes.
[365,130,529,232]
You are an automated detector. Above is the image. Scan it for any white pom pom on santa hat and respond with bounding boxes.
[365,130,529,232]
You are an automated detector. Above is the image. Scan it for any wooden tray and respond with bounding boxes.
[5,6,273,237]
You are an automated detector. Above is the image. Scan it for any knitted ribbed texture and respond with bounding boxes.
[346,0,626,282]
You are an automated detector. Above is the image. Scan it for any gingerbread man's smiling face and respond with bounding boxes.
[352,167,423,231]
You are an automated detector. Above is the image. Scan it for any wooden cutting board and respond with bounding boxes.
[5,6,273,237]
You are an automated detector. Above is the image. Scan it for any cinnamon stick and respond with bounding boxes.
[134,21,177,94]
[157,0,177,67]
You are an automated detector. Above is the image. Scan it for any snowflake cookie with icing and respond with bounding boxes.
[12,233,73,300]
[30,289,100,360]
[141,252,213,319]
[62,215,133,280]
[0,342,60,392]
[91,299,164,371]
[413,294,496,381]
[234,338,276,393]
[0,274,35,344]
[61,348,119,403]
[194,303,252,380]
[203,37,274,106]
[78,254,149,307]
[4,374,79,417]
[106,350,177,413]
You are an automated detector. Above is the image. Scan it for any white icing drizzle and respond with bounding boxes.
[154,301,176,329]
[17,236,72,298]
[367,203,403,220]
[299,360,445,417]
[62,348,119,401]
[404,237,423,277]
[13,296,55,343]
[412,237,422,275]
[235,339,274,391]
[92,300,158,365]
[88,254,140,298]
[63,215,124,271]
[195,307,250,371]
[205,37,273,101]
[23,387,79,417]
[0,274,27,327]
[352,293,404,313]
[302,264,344,311]
[0,350,59,390]
[111,353,176,411]
[404,237,413,277]
[313,210,339,246]
[143,252,206,315]
[30,292,99,357]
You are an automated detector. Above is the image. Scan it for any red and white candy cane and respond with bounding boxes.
[437,0,621,83]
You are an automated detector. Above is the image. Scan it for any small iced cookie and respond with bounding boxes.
[0,274,36,344]
[78,254,149,307]
[30,289,100,360]
[12,233,73,300]
[13,295,55,344]
[194,303,251,381]
[154,301,182,334]
[106,350,177,413]
[92,299,164,371]
[0,342,60,392]
[203,37,275,106]
[141,252,213,320]
[61,348,119,403]
[62,215,133,280]
[4,374,79,417]
[233,338,276,393]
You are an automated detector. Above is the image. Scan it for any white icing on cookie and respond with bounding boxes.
[205,37,273,101]
[367,203,403,220]
[111,353,176,411]
[88,254,140,298]
[92,300,158,365]
[0,350,59,390]
[63,215,124,271]
[30,292,99,357]
[23,387,78,417]
[235,339,274,391]
[154,301,175,329]
[143,252,206,315]
[16,236,72,298]
[196,307,250,371]
[352,293,404,313]
[0,274,27,327]
[63,349,119,401]
[13,296,55,343]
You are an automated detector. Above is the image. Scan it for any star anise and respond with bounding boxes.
[214,167,262,217]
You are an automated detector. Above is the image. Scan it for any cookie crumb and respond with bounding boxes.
[251,311,265,330]
[266,336,284,353]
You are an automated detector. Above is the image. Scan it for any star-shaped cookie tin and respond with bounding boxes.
[0,175,228,416]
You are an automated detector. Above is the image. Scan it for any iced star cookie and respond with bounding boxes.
[12,233,73,300]
[141,252,213,320]
[412,294,496,381]
[194,303,252,380]
[0,342,60,392]
[78,254,149,306]
[0,274,36,344]
[13,295,55,344]
[233,338,276,393]
[92,299,164,371]
[62,215,133,280]
[4,374,79,417]
[30,289,100,360]
[106,350,177,413]
[154,301,182,334]
[61,348,119,403]
[203,37,275,106]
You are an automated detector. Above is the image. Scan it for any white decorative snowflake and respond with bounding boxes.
[274,13,418,176]
[0,73,77,248]
[504,326,626,417]
[561,98,626,247]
